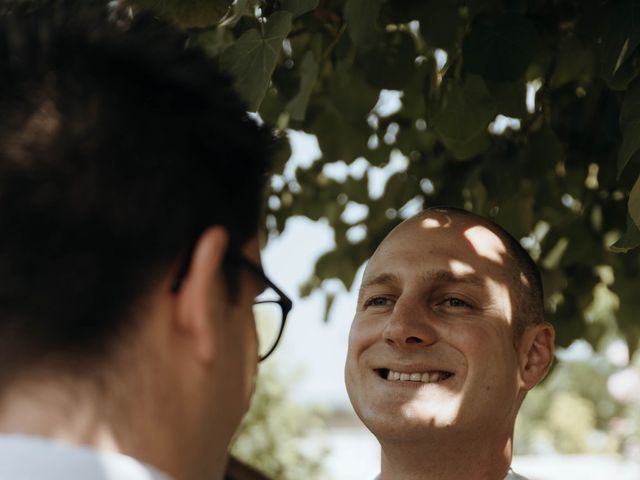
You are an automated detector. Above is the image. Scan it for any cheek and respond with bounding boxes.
[456,325,518,386]
[345,316,372,396]
[241,311,258,402]
[244,309,258,363]
[345,320,361,374]
[347,314,379,350]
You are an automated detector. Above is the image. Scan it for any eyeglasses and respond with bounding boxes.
[171,243,292,362]
[232,254,292,362]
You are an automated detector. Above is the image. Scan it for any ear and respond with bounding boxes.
[517,322,555,391]
[174,226,229,364]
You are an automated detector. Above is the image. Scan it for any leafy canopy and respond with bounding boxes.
[131,0,640,351]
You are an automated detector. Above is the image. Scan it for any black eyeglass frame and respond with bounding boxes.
[171,244,292,362]
[234,254,293,362]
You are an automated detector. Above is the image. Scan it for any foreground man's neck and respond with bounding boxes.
[379,436,512,480]
[0,376,216,480]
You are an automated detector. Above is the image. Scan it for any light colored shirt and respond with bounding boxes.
[0,434,173,480]
[373,469,527,479]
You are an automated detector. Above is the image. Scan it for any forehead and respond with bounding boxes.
[365,214,514,283]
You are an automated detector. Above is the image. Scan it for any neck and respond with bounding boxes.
[379,433,512,480]
[0,364,224,480]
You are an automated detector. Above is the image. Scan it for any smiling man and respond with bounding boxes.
[345,207,555,480]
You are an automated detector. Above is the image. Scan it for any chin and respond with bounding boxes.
[355,399,462,441]
[364,415,458,444]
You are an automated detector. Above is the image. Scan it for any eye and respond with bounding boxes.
[442,297,469,308]
[364,296,393,308]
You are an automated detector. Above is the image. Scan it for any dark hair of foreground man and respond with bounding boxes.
[0,2,275,378]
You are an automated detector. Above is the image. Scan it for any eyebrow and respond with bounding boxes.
[426,270,486,287]
[359,272,400,292]
[358,270,485,296]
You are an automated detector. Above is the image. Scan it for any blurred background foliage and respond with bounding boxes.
[124,0,640,354]
[230,364,329,479]
[515,339,640,458]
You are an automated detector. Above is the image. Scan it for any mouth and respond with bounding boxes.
[375,368,454,384]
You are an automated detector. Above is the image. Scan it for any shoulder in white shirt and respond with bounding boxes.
[0,434,173,480]
[372,469,528,480]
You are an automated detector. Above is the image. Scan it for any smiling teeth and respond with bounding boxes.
[386,369,450,383]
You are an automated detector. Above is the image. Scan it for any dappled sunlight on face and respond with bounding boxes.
[345,214,523,445]
[420,216,448,229]
[396,382,463,429]
[464,225,507,264]
[448,259,476,276]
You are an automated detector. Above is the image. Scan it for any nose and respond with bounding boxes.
[382,296,438,348]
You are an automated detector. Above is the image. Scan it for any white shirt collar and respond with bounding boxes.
[373,469,527,480]
[0,434,173,480]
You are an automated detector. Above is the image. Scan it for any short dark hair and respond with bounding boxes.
[423,207,544,339]
[0,3,278,375]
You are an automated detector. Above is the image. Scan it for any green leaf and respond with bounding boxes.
[219,0,260,27]
[494,187,535,239]
[309,104,371,163]
[431,75,497,159]
[463,13,539,82]
[443,130,491,161]
[355,31,417,90]
[133,0,232,28]
[419,3,463,52]
[282,0,319,18]
[630,175,640,228]
[344,0,385,51]
[600,0,640,89]
[551,37,595,88]
[314,249,354,289]
[611,214,640,252]
[285,51,319,121]
[399,59,432,119]
[488,80,528,118]
[618,78,640,176]
[188,26,235,57]
[322,292,336,323]
[525,126,564,170]
[220,12,292,111]
[381,0,425,23]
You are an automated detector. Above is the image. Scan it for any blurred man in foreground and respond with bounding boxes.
[0,3,289,480]
[345,207,555,480]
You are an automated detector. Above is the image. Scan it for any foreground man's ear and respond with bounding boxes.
[174,226,229,365]
[518,322,555,390]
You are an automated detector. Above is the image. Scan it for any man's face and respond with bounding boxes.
[345,214,526,443]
